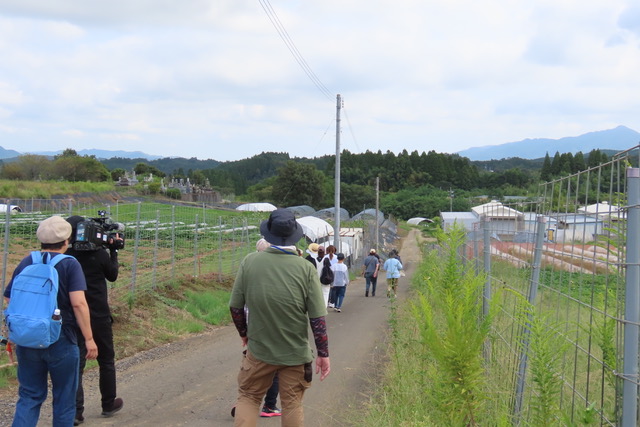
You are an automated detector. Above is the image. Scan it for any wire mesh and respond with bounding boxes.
[458,147,639,425]
[0,200,266,309]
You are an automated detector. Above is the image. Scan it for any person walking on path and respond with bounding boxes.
[382,250,404,298]
[65,216,124,425]
[314,245,332,308]
[229,208,331,427]
[304,243,320,268]
[325,245,338,307]
[361,249,380,297]
[331,253,350,312]
[3,215,98,427]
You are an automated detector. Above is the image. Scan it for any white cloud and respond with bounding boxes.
[0,1,639,161]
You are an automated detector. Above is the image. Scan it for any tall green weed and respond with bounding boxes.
[411,226,492,426]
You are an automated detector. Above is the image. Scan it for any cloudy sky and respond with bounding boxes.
[0,1,639,162]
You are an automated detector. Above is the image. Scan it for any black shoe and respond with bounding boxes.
[73,415,84,426]
[231,406,236,417]
[365,291,369,297]
[102,397,124,417]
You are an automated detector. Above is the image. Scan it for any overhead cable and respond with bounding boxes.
[259,0,334,102]
[342,107,361,153]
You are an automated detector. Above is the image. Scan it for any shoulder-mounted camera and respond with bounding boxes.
[73,210,125,251]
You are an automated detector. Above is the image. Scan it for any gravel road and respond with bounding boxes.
[1,229,422,427]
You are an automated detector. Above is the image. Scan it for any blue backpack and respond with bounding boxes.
[4,251,71,349]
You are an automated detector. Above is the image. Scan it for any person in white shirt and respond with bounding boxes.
[330,253,350,312]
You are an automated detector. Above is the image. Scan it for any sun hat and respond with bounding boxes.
[37,215,72,244]
[260,208,304,246]
[306,242,320,255]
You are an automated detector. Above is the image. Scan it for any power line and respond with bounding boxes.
[258,0,334,102]
[342,106,360,153]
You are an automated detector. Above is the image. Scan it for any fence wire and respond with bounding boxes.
[457,146,640,426]
[0,200,267,312]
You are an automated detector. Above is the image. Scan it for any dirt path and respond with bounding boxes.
[17,229,424,427]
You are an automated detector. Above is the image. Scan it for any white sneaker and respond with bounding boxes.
[328,303,334,308]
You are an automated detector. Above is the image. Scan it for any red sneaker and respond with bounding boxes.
[260,406,282,417]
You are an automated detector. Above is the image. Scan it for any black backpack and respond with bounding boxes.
[320,264,334,285]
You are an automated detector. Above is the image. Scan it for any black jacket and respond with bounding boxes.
[66,247,119,318]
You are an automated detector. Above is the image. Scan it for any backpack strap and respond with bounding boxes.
[49,254,71,268]
[30,251,44,264]
[29,251,71,267]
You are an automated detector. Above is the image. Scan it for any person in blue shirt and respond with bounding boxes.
[3,216,97,427]
[382,250,403,298]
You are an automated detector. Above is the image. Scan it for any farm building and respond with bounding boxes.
[472,201,525,238]
[441,212,479,233]
[578,201,625,221]
[328,227,363,266]
[547,213,604,243]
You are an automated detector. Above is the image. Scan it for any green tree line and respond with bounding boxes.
[0,147,615,220]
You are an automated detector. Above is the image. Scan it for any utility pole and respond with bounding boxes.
[375,176,380,253]
[333,94,342,252]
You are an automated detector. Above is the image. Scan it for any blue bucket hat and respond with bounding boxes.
[260,208,304,246]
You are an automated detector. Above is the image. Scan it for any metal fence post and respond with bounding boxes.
[622,167,640,427]
[513,215,546,423]
[194,214,199,277]
[1,200,11,311]
[482,218,492,363]
[218,216,223,280]
[482,218,491,318]
[171,206,175,280]
[130,202,141,293]
[230,217,235,272]
[474,222,480,275]
[152,210,159,288]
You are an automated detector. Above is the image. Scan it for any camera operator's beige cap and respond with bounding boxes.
[37,216,72,244]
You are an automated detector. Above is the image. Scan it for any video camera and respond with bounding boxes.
[73,210,126,252]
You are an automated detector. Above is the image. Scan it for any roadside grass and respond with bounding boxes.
[360,226,506,426]
[361,229,612,426]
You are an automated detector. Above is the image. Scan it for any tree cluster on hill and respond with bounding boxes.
[0,146,621,221]
[539,149,609,181]
[0,149,111,181]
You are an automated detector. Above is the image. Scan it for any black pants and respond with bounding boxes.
[77,316,117,414]
[264,372,279,408]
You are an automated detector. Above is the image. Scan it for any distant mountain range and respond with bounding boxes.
[1,125,639,163]
[457,125,640,161]
[0,148,161,161]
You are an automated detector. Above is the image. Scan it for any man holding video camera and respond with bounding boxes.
[66,215,124,425]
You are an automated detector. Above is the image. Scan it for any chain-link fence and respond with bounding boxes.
[0,200,267,308]
[456,146,640,426]
[1,200,383,306]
